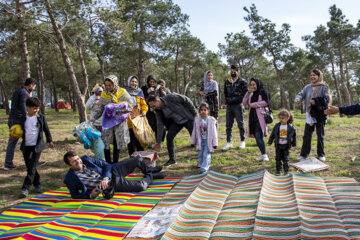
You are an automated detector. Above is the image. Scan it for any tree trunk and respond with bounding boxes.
[174,44,180,93]
[97,53,105,82]
[0,74,10,114]
[338,46,351,106]
[77,44,89,97]
[138,41,145,87]
[16,0,30,81]
[51,75,58,112]
[344,61,353,103]
[44,0,86,122]
[184,66,192,96]
[330,56,342,107]
[36,41,46,114]
[272,57,288,109]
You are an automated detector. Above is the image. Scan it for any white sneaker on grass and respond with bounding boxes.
[239,141,246,149]
[319,156,326,161]
[222,142,233,150]
[297,156,307,161]
[262,154,269,161]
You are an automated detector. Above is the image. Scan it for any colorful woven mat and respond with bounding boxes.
[0,175,180,240]
[128,170,360,240]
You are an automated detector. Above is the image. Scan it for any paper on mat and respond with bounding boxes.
[126,205,182,239]
[290,156,329,172]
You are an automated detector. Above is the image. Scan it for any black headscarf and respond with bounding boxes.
[250,78,270,105]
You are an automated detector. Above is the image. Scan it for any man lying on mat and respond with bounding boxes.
[63,151,164,199]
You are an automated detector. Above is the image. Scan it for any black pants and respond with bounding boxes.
[110,156,153,192]
[167,120,193,161]
[127,129,144,156]
[22,146,41,190]
[300,122,325,158]
[276,144,289,173]
[104,136,119,164]
[226,104,245,142]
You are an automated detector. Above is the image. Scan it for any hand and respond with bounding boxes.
[153,143,162,152]
[141,111,146,117]
[324,106,339,115]
[310,99,315,105]
[295,99,300,104]
[200,91,206,98]
[99,178,109,190]
[95,96,100,100]
[90,118,95,122]
[148,87,154,93]
[49,142,54,148]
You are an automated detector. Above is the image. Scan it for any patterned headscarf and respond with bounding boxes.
[125,75,144,98]
[104,75,120,95]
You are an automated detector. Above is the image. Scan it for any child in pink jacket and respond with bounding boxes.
[191,103,218,173]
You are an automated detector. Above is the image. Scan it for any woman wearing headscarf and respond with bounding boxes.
[200,71,219,119]
[125,75,148,156]
[91,75,133,164]
[295,69,331,162]
[141,75,158,135]
[243,78,270,161]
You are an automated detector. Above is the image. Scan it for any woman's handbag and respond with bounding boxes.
[264,106,273,124]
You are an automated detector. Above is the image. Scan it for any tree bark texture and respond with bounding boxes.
[43,0,86,122]
[97,53,105,82]
[0,74,10,114]
[16,0,30,81]
[36,41,46,114]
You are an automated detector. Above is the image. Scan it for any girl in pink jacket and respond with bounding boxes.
[190,103,218,173]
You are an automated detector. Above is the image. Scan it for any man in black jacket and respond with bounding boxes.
[148,93,197,167]
[223,65,248,150]
[4,78,36,171]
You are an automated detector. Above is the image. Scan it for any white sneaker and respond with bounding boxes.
[256,155,264,161]
[297,156,307,161]
[239,141,246,149]
[222,142,233,150]
[319,156,326,161]
[262,154,269,161]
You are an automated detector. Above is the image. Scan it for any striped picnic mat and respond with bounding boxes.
[156,170,360,240]
[0,175,180,240]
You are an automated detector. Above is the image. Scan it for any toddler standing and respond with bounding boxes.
[190,103,218,174]
[268,109,296,176]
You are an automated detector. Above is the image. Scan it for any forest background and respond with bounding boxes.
[1,0,360,121]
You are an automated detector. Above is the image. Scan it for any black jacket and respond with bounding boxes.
[20,114,53,153]
[268,123,296,149]
[310,97,328,124]
[8,86,30,125]
[224,77,248,105]
[155,93,196,142]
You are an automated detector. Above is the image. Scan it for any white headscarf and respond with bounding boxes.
[203,71,218,94]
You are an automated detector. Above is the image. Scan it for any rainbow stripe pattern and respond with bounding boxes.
[158,170,360,240]
[0,175,180,240]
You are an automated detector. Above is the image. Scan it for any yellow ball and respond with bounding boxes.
[9,124,23,139]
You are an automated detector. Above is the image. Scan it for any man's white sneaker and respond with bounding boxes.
[262,154,269,161]
[239,141,246,149]
[256,155,264,161]
[297,156,306,161]
[319,156,326,161]
[222,142,233,150]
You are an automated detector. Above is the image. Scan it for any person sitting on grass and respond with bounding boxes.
[21,97,54,197]
[63,151,164,199]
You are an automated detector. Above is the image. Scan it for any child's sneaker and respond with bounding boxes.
[34,185,42,194]
[21,188,29,197]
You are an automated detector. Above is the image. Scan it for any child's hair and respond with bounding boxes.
[278,109,293,124]
[26,97,41,107]
[199,102,210,113]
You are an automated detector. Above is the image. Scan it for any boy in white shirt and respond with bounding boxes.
[20,97,54,197]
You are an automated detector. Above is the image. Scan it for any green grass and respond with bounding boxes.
[0,108,360,211]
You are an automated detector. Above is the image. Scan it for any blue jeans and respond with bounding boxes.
[199,139,211,172]
[254,130,266,155]
[5,120,19,168]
